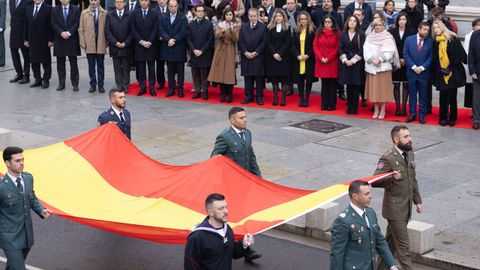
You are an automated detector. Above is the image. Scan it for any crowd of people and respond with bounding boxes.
[1,0,480,128]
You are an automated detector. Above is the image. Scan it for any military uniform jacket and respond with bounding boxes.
[330,205,396,270]
[97,107,131,140]
[211,126,261,177]
[0,172,45,250]
[372,147,422,221]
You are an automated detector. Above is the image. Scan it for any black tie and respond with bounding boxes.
[143,10,147,19]
[402,152,408,164]
[239,132,245,141]
[16,178,24,192]
[34,5,39,17]
[119,11,122,19]
[362,212,369,228]
[130,3,134,11]
[119,112,125,124]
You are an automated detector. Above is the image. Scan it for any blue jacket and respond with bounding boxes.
[158,12,188,62]
[404,35,433,81]
[97,107,131,140]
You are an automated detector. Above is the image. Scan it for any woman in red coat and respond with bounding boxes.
[313,15,340,110]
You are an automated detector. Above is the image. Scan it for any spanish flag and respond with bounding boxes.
[0,123,389,244]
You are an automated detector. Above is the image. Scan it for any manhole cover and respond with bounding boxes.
[289,119,351,134]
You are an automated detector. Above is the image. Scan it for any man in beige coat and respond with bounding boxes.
[372,125,423,270]
[79,0,108,93]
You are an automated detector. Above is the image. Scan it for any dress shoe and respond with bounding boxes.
[202,91,208,100]
[256,98,264,105]
[449,120,456,127]
[73,85,79,92]
[57,84,65,91]
[419,117,426,124]
[156,82,165,90]
[361,99,368,107]
[177,88,185,98]
[241,98,253,104]
[165,89,175,97]
[29,81,42,88]
[244,249,262,262]
[473,122,480,130]
[192,92,201,99]
[98,86,105,93]
[18,77,30,84]
[88,86,96,93]
[327,107,336,111]
[149,90,157,96]
[137,90,146,96]
[41,81,49,89]
[321,106,327,111]
[405,116,416,123]
[9,75,22,83]
[339,92,347,101]
[439,120,447,126]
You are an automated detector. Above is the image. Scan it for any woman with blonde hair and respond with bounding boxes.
[265,9,292,106]
[208,7,241,103]
[431,20,467,127]
[292,11,318,107]
[364,17,400,119]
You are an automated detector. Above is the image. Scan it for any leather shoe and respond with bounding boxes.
[178,88,185,98]
[419,117,426,124]
[29,81,42,88]
[88,87,96,93]
[244,249,262,262]
[41,81,49,89]
[202,91,208,100]
[439,120,447,126]
[98,86,105,93]
[473,122,480,130]
[73,85,79,92]
[405,116,416,123]
[57,84,65,91]
[149,90,157,96]
[9,75,22,83]
[165,89,175,97]
[449,120,456,127]
[18,77,30,84]
[339,92,347,101]
[137,90,146,96]
[361,99,368,107]
[241,98,253,104]
[192,92,201,99]
[256,98,264,105]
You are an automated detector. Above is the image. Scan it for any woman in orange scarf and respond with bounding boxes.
[431,20,467,127]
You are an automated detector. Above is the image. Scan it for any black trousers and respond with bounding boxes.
[4,247,30,270]
[297,74,312,97]
[156,59,166,85]
[137,60,155,91]
[86,54,105,87]
[244,76,265,101]
[166,61,185,90]
[321,78,337,109]
[57,56,79,86]
[439,88,458,122]
[112,56,130,90]
[31,62,52,83]
[0,32,5,66]
[11,46,30,77]
[346,84,361,114]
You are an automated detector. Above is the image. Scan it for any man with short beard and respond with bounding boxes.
[97,88,131,140]
[372,125,423,270]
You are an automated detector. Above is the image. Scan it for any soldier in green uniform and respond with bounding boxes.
[372,125,423,270]
[1,146,52,270]
[330,180,399,270]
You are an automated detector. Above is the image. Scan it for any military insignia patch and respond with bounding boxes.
[377,161,384,169]
[110,111,115,115]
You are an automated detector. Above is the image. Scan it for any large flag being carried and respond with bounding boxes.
[0,123,390,244]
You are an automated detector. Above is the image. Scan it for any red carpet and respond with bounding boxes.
[127,82,474,129]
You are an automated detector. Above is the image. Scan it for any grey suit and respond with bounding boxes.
[0,172,45,270]
[211,126,261,177]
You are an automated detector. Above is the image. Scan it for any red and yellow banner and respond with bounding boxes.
[0,123,390,244]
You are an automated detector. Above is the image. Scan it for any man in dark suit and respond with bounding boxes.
[50,0,81,91]
[131,0,158,96]
[159,0,188,98]
[353,8,369,32]
[310,0,342,29]
[126,0,138,70]
[239,8,266,105]
[98,88,132,140]
[468,22,480,130]
[0,0,5,67]
[9,0,31,84]
[24,0,53,89]
[343,0,372,25]
[105,0,132,92]
[330,180,399,270]
[373,126,423,270]
[0,146,52,270]
[404,22,432,124]
[153,0,168,90]
[187,5,213,99]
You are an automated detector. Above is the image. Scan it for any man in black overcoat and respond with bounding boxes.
[9,0,31,84]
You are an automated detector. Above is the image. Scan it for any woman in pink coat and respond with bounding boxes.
[313,15,341,111]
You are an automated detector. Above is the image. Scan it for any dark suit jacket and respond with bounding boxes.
[158,12,188,62]
[468,30,480,77]
[50,4,81,57]
[9,0,31,48]
[24,3,53,63]
[343,1,372,24]
[97,107,131,140]
[105,9,132,58]
[404,34,433,82]
[211,126,261,177]
[0,172,45,250]
[238,21,266,77]
[130,8,158,61]
[372,146,422,221]
[311,9,343,30]
[186,19,214,68]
